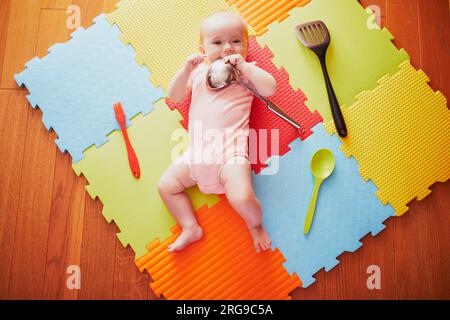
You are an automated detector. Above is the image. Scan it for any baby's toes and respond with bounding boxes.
[260,241,268,251]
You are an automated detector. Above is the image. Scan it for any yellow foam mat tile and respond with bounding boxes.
[107,0,255,92]
[226,0,311,36]
[73,100,220,258]
[256,0,409,122]
[136,196,302,300]
[324,61,450,216]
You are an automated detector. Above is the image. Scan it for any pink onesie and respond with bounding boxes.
[181,62,254,194]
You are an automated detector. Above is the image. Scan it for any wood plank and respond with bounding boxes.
[7,103,57,299]
[43,154,86,299]
[7,8,77,299]
[1,0,42,89]
[417,0,450,98]
[385,0,421,67]
[423,182,450,299]
[40,0,85,290]
[77,195,116,299]
[292,252,362,299]
[102,0,119,14]
[112,242,149,300]
[292,229,396,300]
[355,218,397,299]
[41,0,72,9]
[360,0,387,28]
[382,0,420,300]
[36,8,73,58]
[393,185,450,299]
[72,0,103,29]
[0,90,29,299]
[147,276,161,300]
[6,5,75,298]
[0,0,449,300]
[387,0,449,300]
[0,0,12,86]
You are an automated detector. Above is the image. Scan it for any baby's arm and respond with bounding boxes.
[224,54,277,97]
[168,54,206,103]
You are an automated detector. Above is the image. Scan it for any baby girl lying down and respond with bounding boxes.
[157,12,277,253]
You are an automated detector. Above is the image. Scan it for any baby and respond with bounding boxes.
[158,12,277,253]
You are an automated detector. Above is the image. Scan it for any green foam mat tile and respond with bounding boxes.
[73,100,220,258]
[257,0,409,122]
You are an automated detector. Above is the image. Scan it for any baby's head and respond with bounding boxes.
[199,12,249,64]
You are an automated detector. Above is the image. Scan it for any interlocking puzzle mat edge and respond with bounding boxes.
[226,0,311,36]
[135,196,302,300]
[15,14,165,163]
[106,0,257,91]
[324,60,450,216]
[256,0,410,123]
[14,0,446,298]
[73,100,220,258]
[166,36,324,174]
[253,123,395,287]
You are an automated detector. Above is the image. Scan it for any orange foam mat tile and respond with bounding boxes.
[226,0,311,36]
[135,197,302,300]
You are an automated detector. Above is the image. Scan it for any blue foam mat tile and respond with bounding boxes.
[15,14,165,163]
[253,124,395,287]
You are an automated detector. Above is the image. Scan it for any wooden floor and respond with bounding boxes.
[0,0,449,300]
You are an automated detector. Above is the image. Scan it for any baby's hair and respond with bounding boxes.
[199,11,249,44]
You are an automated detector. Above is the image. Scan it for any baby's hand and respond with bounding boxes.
[184,53,206,72]
[223,54,246,69]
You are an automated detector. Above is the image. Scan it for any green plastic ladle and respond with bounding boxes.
[304,149,336,235]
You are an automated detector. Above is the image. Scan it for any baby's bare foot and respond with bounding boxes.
[248,225,272,253]
[168,224,203,252]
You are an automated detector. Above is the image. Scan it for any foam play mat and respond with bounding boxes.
[167,36,323,173]
[226,0,311,36]
[15,0,449,300]
[253,124,395,287]
[136,196,302,299]
[15,15,165,163]
[257,0,409,122]
[73,101,219,258]
[107,0,255,91]
[325,61,450,216]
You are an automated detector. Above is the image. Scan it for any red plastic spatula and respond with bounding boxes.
[113,102,141,179]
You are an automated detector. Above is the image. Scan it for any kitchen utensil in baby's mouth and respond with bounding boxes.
[304,149,335,235]
[295,21,348,138]
[206,59,303,132]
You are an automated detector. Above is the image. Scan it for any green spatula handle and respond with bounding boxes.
[304,178,322,235]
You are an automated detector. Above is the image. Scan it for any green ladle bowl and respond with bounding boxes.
[304,149,336,235]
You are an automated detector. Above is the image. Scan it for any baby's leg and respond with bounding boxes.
[157,162,203,252]
[220,156,272,253]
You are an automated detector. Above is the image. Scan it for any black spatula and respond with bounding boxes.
[295,21,348,138]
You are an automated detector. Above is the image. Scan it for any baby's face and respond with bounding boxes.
[200,14,248,63]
